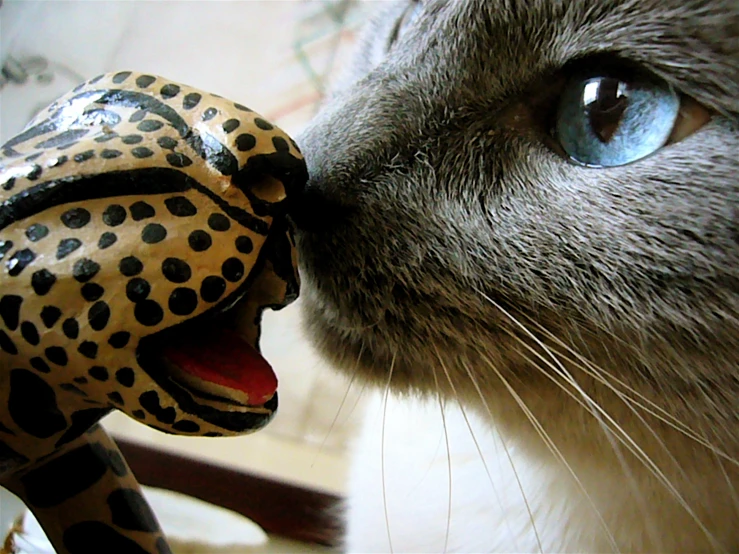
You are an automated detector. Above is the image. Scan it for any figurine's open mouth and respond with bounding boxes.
[136,223,299,432]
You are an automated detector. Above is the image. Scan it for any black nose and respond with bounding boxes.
[287,136,355,233]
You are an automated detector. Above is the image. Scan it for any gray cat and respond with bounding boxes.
[294,0,739,551]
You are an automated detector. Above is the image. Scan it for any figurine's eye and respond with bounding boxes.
[555,70,709,167]
[387,0,422,50]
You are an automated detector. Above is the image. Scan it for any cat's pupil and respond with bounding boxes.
[583,77,629,144]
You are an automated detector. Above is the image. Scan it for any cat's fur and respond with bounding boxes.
[293,0,739,551]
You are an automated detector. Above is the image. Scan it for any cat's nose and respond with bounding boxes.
[288,138,354,233]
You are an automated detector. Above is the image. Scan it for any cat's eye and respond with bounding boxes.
[555,70,709,167]
[387,0,422,50]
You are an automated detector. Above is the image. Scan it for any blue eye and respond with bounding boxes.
[556,72,680,167]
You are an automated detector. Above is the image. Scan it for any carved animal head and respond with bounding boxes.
[0,72,306,449]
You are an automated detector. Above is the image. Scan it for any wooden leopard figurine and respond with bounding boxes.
[0,72,306,553]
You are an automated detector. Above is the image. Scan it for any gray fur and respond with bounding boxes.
[294,0,739,547]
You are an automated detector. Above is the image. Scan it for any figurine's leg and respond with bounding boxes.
[1,424,171,554]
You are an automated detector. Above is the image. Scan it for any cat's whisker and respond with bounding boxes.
[311,342,365,468]
[381,351,397,554]
[526,316,739,468]
[476,349,621,553]
[430,362,453,554]
[505,340,662,549]
[434,346,526,553]
[460,356,546,553]
[477,291,725,550]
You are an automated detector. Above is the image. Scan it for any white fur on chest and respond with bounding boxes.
[343,393,727,553]
[344,393,580,553]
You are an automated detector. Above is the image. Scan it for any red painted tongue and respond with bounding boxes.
[162,328,277,405]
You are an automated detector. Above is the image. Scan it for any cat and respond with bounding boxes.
[292,0,739,551]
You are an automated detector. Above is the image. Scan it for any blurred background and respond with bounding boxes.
[0,1,380,551]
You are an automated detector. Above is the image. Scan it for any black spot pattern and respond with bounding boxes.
[30,357,50,373]
[157,136,178,149]
[88,366,109,381]
[81,283,105,302]
[130,201,155,220]
[101,149,122,159]
[234,103,251,112]
[115,367,135,387]
[72,258,101,282]
[119,256,143,276]
[208,213,230,231]
[139,391,176,423]
[160,83,180,98]
[142,223,167,244]
[88,301,111,330]
[45,346,67,365]
[78,341,98,359]
[165,196,197,217]
[132,410,146,420]
[254,117,274,130]
[235,236,253,254]
[98,232,117,249]
[8,369,67,438]
[188,230,212,252]
[272,136,289,152]
[236,133,256,151]
[59,383,87,397]
[131,146,154,158]
[183,92,202,109]
[31,269,56,295]
[54,407,111,448]
[0,295,22,330]
[121,134,143,145]
[57,238,82,259]
[134,300,164,326]
[168,288,198,315]
[108,331,130,349]
[138,119,164,132]
[126,278,151,302]
[63,521,152,554]
[136,74,156,88]
[222,257,245,282]
[172,420,200,433]
[73,377,88,384]
[202,107,218,120]
[222,119,240,133]
[62,318,79,339]
[0,330,17,354]
[166,152,192,167]
[19,441,109,509]
[112,71,131,83]
[26,164,42,180]
[200,276,226,302]
[20,321,39,346]
[107,447,129,477]
[25,223,49,242]
[103,204,126,226]
[40,306,62,328]
[162,258,191,283]
[74,150,95,163]
[129,110,146,123]
[61,207,91,229]
[108,391,124,405]
[0,240,12,259]
[108,488,159,531]
[7,249,36,276]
